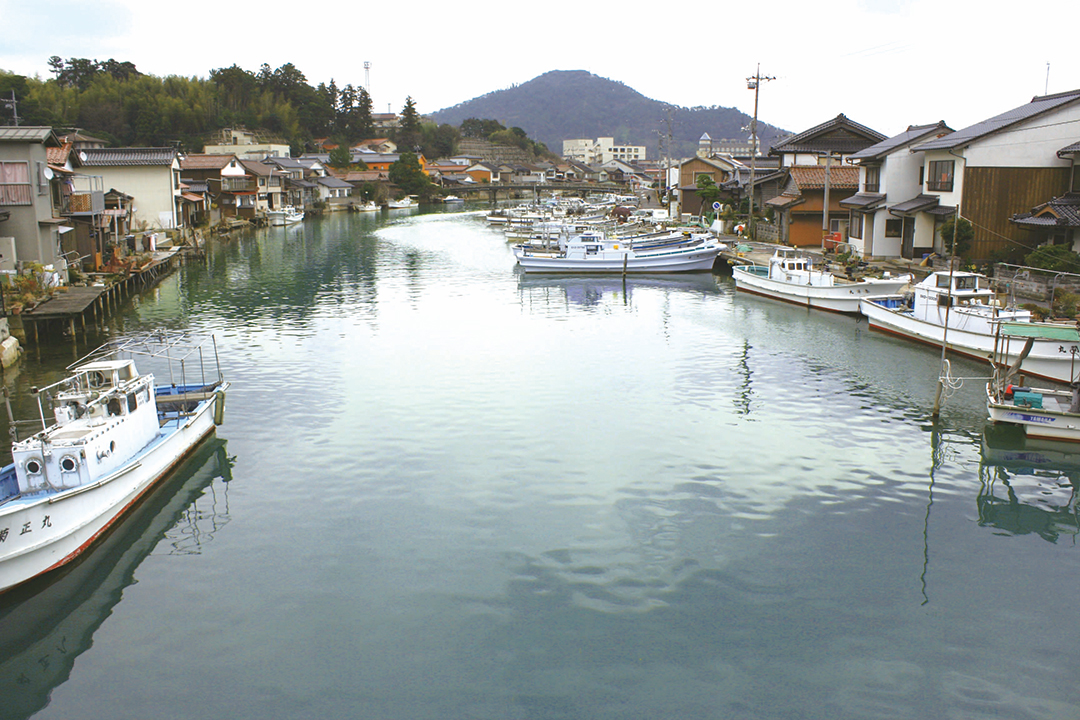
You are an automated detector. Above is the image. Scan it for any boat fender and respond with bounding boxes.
[213,389,226,426]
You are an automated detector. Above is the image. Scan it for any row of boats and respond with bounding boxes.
[730,249,1080,444]
[506,217,1080,445]
[496,197,727,275]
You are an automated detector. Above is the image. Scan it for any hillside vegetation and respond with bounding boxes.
[1,61,786,162]
[431,70,788,158]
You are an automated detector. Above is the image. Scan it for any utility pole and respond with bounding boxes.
[661,107,674,218]
[1,91,19,126]
[822,151,833,252]
[746,65,774,240]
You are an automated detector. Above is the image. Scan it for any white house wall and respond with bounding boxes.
[964,104,1080,168]
[867,143,929,257]
[919,149,966,213]
[93,162,179,230]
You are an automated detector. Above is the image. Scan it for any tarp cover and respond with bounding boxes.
[999,321,1080,342]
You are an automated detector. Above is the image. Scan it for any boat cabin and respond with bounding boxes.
[11,357,160,494]
[907,270,1032,323]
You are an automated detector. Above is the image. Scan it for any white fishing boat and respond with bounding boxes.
[268,206,304,225]
[986,321,1080,442]
[442,195,463,204]
[350,200,378,213]
[513,228,724,274]
[861,270,1080,383]
[387,196,418,209]
[0,332,230,593]
[731,249,912,314]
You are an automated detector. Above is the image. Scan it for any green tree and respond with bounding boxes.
[696,175,723,216]
[939,216,974,257]
[460,118,504,138]
[397,96,422,150]
[388,150,433,198]
[421,122,460,159]
[328,145,352,168]
[1025,244,1080,273]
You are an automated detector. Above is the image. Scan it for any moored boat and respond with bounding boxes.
[387,196,418,209]
[731,249,912,314]
[0,332,230,594]
[986,321,1080,442]
[268,206,304,225]
[513,228,724,274]
[861,270,1079,383]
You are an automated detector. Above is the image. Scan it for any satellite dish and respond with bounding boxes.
[43,167,54,180]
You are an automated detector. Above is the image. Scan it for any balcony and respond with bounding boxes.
[60,174,105,216]
[221,178,257,193]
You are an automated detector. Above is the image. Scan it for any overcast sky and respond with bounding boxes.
[2,0,1077,140]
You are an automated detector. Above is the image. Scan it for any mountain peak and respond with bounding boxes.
[431,71,785,158]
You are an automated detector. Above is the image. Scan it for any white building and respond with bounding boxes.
[562,137,646,165]
[843,122,953,258]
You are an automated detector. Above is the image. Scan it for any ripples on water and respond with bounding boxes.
[3,208,1079,719]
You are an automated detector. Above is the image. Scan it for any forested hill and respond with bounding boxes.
[430,70,788,158]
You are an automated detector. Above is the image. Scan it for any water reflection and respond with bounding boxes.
[516,272,720,311]
[978,425,1080,542]
[0,438,233,719]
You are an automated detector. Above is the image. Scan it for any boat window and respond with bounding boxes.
[936,275,950,288]
[955,276,978,290]
[127,393,138,412]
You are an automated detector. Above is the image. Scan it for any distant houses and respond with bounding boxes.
[3,83,1080,281]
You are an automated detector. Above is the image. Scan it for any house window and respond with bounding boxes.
[849,211,863,239]
[885,219,903,237]
[927,160,954,192]
[0,161,32,205]
[864,166,880,193]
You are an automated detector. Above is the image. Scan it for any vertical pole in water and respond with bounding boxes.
[931,206,961,418]
[622,253,628,278]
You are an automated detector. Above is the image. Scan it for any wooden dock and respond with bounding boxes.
[18,248,183,344]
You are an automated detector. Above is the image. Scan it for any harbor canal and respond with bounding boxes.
[2,207,1078,719]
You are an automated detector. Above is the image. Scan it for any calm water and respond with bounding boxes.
[2,208,1079,719]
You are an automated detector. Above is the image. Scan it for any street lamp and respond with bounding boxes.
[746,65,773,240]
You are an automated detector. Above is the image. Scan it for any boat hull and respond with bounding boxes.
[732,265,909,314]
[0,392,222,594]
[987,388,1080,442]
[515,247,721,274]
[862,299,1080,383]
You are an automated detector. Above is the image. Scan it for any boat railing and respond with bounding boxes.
[71,330,224,391]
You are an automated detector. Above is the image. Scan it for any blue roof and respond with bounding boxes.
[916,89,1080,152]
